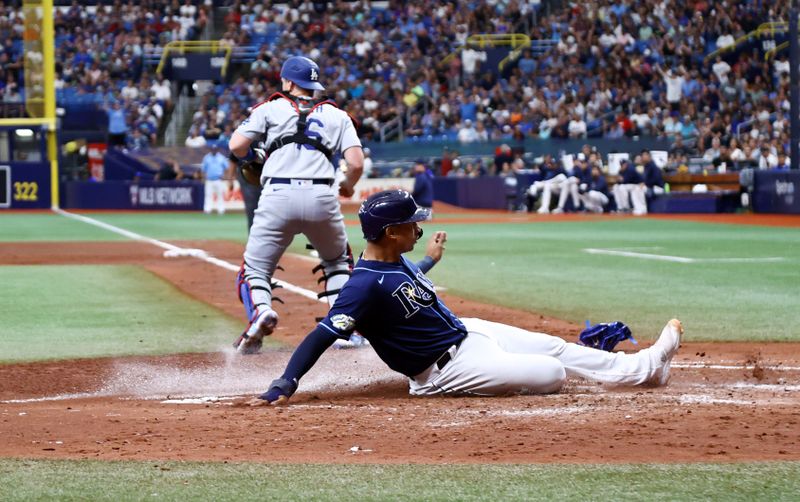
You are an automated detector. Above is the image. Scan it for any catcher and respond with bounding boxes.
[255,189,683,404]
[229,55,365,353]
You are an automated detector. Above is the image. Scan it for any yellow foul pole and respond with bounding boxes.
[42,0,58,209]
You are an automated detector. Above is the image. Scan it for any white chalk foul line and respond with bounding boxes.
[54,209,323,303]
[673,362,800,372]
[583,248,786,264]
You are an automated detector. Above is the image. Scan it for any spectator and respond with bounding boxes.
[630,105,652,136]
[457,119,479,143]
[160,0,791,168]
[461,44,487,79]
[568,112,587,139]
[126,128,149,152]
[703,137,722,163]
[757,146,778,170]
[440,147,454,177]
[493,144,514,175]
[712,56,732,84]
[658,65,685,113]
[151,74,173,107]
[155,160,185,181]
[776,152,791,170]
[474,120,489,141]
[105,101,128,148]
[411,159,434,214]
[200,144,228,215]
[518,49,536,76]
[363,147,374,178]
[729,138,746,163]
[185,128,207,148]
[716,32,735,49]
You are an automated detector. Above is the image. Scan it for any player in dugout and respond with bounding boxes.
[253,189,683,404]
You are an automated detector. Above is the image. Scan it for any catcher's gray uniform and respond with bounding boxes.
[234,93,361,350]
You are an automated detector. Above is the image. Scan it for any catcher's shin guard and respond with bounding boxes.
[234,262,283,353]
[312,245,354,308]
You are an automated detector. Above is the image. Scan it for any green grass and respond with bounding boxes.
[412,219,800,342]
[1,459,798,501]
[2,212,798,343]
[0,265,277,362]
[0,214,131,242]
[0,213,250,243]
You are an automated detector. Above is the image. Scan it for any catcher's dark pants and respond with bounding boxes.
[237,169,261,233]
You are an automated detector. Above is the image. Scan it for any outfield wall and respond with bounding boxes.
[753,171,800,214]
[44,170,800,214]
[0,161,52,209]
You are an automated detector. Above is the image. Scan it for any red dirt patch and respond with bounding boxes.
[1,240,799,464]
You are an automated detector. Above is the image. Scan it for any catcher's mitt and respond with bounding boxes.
[578,321,637,352]
[236,148,266,186]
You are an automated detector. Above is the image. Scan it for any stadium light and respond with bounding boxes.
[14,129,34,138]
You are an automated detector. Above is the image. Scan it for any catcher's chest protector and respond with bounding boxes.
[265,92,337,161]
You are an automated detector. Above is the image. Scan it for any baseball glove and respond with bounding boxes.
[237,148,266,186]
[578,321,637,352]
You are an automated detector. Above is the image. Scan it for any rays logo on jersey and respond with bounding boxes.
[392,272,436,318]
[330,313,356,331]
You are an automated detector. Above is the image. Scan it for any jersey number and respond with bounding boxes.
[298,118,324,152]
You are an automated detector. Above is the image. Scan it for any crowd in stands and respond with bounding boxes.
[1,1,208,150]
[184,0,792,172]
[0,0,794,174]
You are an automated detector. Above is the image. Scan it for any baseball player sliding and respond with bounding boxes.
[254,189,683,404]
[228,56,364,354]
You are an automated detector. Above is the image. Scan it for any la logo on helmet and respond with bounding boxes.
[310,68,318,81]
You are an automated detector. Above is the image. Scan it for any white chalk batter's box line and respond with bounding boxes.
[56,209,324,303]
[672,362,800,371]
[583,247,787,264]
[5,378,800,406]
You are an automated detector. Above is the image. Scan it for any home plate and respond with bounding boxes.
[161,396,237,404]
[163,248,208,258]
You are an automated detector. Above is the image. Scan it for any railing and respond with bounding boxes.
[440,33,532,69]
[498,37,558,72]
[765,41,788,60]
[0,103,27,119]
[405,95,435,123]
[152,40,233,77]
[530,39,558,56]
[735,112,777,140]
[586,107,623,137]
[379,116,404,143]
[704,22,787,63]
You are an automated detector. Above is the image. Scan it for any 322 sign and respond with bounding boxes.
[13,181,38,201]
[1,165,47,209]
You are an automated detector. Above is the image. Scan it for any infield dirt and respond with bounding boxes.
[2,224,799,464]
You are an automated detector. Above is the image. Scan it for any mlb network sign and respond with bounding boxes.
[130,185,195,208]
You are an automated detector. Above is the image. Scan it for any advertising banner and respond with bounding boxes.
[63,180,203,210]
[753,171,800,214]
[87,143,107,181]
